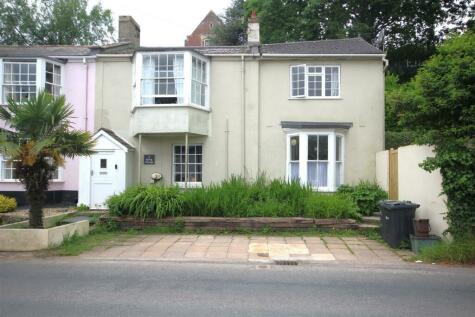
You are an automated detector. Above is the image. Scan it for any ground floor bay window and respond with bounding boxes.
[286,132,344,191]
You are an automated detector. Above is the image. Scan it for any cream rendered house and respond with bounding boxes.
[78,16,385,209]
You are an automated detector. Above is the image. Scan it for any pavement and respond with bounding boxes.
[80,234,414,265]
[0,259,474,317]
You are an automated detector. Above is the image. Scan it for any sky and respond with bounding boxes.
[88,0,233,46]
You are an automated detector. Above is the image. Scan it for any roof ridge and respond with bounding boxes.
[262,37,366,46]
[0,44,99,48]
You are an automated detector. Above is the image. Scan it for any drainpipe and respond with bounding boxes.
[257,56,262,174]
[241,55,246,177]
[138,134,142,184]
[83,58,89,131]
[185,132,189,189]
[225,119,229,179]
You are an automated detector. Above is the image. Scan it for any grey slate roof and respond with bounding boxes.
[97,128,135,150]
[0,45,100,58]
[261,38,382,55]
[0,37,382,58]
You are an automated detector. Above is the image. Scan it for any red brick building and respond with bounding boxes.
[185,10,222,46]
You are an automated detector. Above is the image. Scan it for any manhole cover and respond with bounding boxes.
[274,260,299,266]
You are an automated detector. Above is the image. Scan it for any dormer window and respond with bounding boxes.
[1,58,63,104]
[136,52,209,108]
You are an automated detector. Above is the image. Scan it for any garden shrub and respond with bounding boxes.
[107,176,361,220]
[0,194,17,213]
[107,185,183,219]
[337,181,388,216]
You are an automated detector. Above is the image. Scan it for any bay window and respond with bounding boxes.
[137,52,209,108]
[290,65,340,98]
[1,58,63,104]
[286,132,344,191]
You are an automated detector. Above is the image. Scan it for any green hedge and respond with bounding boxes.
[337,181,388,216]
[107,176,360,220]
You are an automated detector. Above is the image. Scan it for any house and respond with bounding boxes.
[78,15,386,209]
[0,46,97,205]
[185,10,222,46]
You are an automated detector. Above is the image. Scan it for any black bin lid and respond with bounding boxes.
[379,200,420,210]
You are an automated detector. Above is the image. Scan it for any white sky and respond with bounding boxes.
[88,0,232,46]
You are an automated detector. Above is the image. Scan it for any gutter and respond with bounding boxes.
[241,55,246,177]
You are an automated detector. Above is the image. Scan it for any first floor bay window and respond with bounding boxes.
[286,132,344,191]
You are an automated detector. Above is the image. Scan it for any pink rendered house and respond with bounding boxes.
[0,46,97,205]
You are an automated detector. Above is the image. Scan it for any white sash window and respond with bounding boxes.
[286,131,344,191]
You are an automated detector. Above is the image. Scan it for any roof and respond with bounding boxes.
[96,128,135,151]
[261,38,382,55]
[281,121,353,129]
[0,45,101,58]
[0,37,382,59]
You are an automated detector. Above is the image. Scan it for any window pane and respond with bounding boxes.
[291,65,305,97]
[100,159,107,168]
[318,135,328,160]
[289,162,299,181]
[336,136,342,161]
[325,66,339,96]
[308,135,318,160]
[290,136,299,161]
[308,162,328,187]
[336,162,342,187]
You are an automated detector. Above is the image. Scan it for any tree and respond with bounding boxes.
[215,0,474,80]
[0,92,95,228]
[0,0,114,45]
[211,0,247,45]
[399,32,475,238]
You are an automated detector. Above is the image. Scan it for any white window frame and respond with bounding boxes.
[133,51,210,110]
[0,155,63,183]
[191,56,208,107]
[0,58,64,105]
[285,130,344,192]
[289,64,341,99]
[45,60,63,98]
[172,144,203,188]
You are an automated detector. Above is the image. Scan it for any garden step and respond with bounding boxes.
[358,223,380,230]
[362,216,381,225]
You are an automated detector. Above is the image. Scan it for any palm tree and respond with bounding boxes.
[0,91,94,228]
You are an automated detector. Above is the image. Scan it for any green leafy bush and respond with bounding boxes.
[304,193,360,220]
[337,181,388,216]
[0,194,17,213]
[107,185,183,219]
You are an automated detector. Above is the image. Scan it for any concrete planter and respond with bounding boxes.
[0,213,89,251]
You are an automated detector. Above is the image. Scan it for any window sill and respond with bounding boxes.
[288,97,342,100]
[175,182,203,188]
[132,103,210,113]
[0,180,63,183]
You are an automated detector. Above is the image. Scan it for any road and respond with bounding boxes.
[0,259,474,317]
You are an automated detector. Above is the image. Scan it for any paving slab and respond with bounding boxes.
[81,234,413,266]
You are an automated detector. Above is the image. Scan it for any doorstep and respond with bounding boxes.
[80,234,412,266]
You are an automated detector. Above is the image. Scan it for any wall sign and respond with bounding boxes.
[144,154,155,165]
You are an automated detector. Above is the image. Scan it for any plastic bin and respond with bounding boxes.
[379,200,420,248]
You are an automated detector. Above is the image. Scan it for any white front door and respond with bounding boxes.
[90,152,116,209]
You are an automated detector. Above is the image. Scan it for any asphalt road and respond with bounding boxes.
[0,259,474,317]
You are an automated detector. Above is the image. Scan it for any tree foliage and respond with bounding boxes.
[399,32,475,238]
[0,92,95,228]
[213,0,474,80]
[0,0,114,45]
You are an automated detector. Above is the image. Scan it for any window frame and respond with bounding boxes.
[285,130,344,192]
[289,64,341,99]
[172,143,203,188]
[0,58,64,105]
[134,51,210,110]
[191,56,208,107]
[45,60,63,98]
[0,155,63,183]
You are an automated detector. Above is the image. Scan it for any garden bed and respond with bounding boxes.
[0,212,89,251]
[102,216,358,231]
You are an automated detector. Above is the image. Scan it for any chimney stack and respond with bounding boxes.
[118,16,141,47]
[247,10,260,45]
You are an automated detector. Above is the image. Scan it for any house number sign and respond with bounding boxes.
[144,154,155,165]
